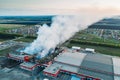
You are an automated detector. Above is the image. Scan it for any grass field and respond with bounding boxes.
[0,24,25,31]
[15,38,34,42]
[73,32,120,44]
[0,39,10,42]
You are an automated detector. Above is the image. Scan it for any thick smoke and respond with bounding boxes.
[23,15,109,58]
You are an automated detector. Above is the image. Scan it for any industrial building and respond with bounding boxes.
[43,49,120,80]
[3,46,120,80]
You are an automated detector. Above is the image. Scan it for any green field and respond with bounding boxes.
[14,36,36,42]
[0,23,36,42]
[15,37,35,42]
[73,32,120,44]
[0,39,9,42]
[0,24,25,31]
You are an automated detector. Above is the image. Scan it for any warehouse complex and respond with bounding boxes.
[0,46,120,80]
[43,49,120,80]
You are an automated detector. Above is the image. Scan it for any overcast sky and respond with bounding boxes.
[0,0,120,15]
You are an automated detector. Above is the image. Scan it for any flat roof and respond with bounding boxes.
[81,54,113,73]
[43,51,120,80]
[78,54,114,80]
[44,62,79,74]
[55,62,79,73]
[44,52,86,74]
[85,48,94,52]
[43,63,61,74]
[55,52,86,66]
[72,46,81,49]
[20,62,36,68]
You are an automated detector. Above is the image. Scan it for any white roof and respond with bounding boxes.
[72,46,81,49]
[85,48,95,52]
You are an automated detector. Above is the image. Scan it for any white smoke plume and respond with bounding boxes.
[23,15,113,58]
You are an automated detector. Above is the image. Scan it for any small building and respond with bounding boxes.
[8,53,25,62]
[72,46,81,50]
[72,46,81,52]
[43,63,61,77]
[85,48,95,53]
[20,62,38,71]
